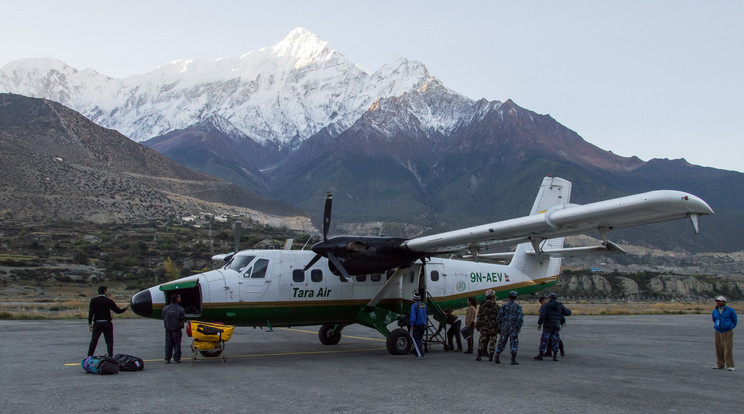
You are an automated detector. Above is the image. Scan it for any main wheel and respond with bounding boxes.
[386,328,412,355]
[318,324,342,345]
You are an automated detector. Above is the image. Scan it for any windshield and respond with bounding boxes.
[225,255,255,273]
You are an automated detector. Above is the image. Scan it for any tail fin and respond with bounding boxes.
[509,176,572,280]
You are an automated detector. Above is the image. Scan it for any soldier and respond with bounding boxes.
[494,290,524,365]
[475,289,500,361]
[535,293,572,361]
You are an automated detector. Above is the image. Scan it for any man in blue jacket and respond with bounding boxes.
[409,292,427,359]
[712,295,737,371]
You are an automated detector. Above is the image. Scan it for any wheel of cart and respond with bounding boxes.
[191,339,226,363]
[186,320,235,364]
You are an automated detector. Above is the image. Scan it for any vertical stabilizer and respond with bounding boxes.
[510,176,572,280]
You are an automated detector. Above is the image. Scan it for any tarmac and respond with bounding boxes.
[0,314,740,413]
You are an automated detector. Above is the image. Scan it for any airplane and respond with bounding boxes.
[129,176,713,355]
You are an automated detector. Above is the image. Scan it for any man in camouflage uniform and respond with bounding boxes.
[494,290,524,365]
[475,289,500,361]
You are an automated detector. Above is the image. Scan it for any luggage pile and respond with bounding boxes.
[82,353,145,374]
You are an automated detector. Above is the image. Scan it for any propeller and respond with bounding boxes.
[302,192,424,278]
[304,193,353,280]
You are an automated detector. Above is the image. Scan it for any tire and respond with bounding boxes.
[386,328,412,355]
[199,349,222,357]
[318,324,342,345]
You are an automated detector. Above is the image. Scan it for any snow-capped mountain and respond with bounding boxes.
[0,27,457,145]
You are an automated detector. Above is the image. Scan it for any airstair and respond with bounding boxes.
[423,292,449,351]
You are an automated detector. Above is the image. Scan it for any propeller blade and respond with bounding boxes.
[323,192,332,241]
[303,254,322,271]
[327,252,352,282]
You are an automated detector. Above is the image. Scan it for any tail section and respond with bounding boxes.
[509,176,571,281]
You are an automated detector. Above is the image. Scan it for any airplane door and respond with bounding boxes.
[426,263,449,297]
[400,264,422,298]
[204,270,227,303]
[238,257,272,301]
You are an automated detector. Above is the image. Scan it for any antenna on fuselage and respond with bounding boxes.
[233,220,242,253]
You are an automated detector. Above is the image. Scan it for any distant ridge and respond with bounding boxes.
[0,93,313,230]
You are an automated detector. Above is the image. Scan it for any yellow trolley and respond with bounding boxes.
[187,321,235,363]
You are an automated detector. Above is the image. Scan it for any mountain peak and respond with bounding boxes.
[271,27,334,68]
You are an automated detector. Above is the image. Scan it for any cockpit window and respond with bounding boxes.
[225,255,255,273]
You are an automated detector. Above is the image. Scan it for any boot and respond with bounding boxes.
[475,350,482,361]
[494,352,500,364]
[553,353,559,361]
[511,352,519,365]
[534,351,543,361]
[488,352,494,362]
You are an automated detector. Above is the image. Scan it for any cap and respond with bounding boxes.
[509,291,518,298]
[548,292,557,299]
[485,290,495,298]
[715,296,726,302]
[412,293,421,301]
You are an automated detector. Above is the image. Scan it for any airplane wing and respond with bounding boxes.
[403,187,713,255]
[305,176,713,277]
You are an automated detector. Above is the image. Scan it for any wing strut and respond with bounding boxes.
[366,268,406,308]
[689,213,700,234]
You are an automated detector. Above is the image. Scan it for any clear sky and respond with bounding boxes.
[2,0,742,172]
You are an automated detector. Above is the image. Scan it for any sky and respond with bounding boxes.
[2,0,742,173]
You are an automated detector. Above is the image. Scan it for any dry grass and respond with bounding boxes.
[0,281,139,320]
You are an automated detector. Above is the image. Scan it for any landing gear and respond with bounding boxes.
[386,328,413,355]
[318,324,343,345]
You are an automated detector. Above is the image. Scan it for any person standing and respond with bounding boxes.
[87,286,129,356]
[475,290,500,361]
[535,292,571,361]
[538,296,565,357]
[494,290,524,365]
[409,293,428,359]
[712,295,737,371]
[464,297,478,354]
[163,293,186,363]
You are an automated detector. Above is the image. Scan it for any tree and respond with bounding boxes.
[163,257,179,281]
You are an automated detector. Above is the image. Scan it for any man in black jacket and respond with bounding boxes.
[162,293,186,363]
[535,293,571,361]
[87,286,129,356]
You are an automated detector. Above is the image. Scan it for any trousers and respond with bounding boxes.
[88,321,114,356]
[165,330,183,362]
[715,330,735,368]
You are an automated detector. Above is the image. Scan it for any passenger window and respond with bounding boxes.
[356,274,367,282]
[243,267,252,278]
[251,259,269,278]
[311,269,323,283]
[371,273,381,282]
[292,269,305,283]
[430,270,439,282]
[409,271,415,284]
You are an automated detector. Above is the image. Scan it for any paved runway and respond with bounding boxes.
[0,314,739,413]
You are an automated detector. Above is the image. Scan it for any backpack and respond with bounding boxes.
[113,354,144,371]
[81,355,120,375]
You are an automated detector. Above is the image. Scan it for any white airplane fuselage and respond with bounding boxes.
[130,247,557,328]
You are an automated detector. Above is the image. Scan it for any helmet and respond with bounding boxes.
[485,290,495,298]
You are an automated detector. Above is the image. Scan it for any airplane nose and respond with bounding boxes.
[130,289,152,317]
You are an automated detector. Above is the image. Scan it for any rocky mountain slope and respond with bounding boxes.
[0,93,312,230]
